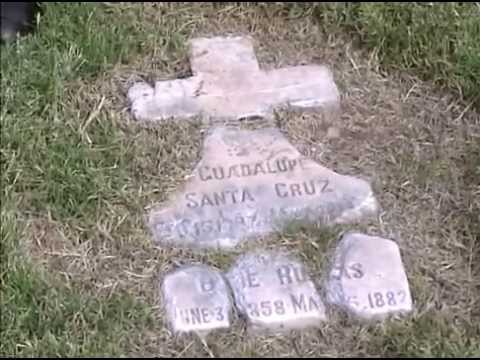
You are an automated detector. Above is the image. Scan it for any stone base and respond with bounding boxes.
[148,127,379,250]
[226,251,327,333]
[325,232,413,321]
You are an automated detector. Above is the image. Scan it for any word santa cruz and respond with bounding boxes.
[185,157,333,209]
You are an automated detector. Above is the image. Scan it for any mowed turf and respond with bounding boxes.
[1,3,479,357]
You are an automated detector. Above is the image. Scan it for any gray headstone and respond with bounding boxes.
[325,232,413,320]
[161,265,233,335]
[226,251,327,332]
[127,35,340,123]
[148,126,378,249]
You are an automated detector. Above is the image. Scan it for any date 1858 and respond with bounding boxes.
[247,299,286,317]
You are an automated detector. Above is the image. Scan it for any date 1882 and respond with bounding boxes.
[367,290,407,309]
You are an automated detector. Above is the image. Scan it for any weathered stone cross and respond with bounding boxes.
[128,35,340,123]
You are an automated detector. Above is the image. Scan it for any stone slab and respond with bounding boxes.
[161,265,233,334]
[226,251,327,332]
[148,126,378,250]
[325,232,413,320]
[127,35,340,123]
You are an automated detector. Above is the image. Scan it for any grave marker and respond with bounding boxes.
[148,126,378,249]
[127,35,340,123]
[226,251,327,332]
[161,265,233,334]
[326,232,413,320]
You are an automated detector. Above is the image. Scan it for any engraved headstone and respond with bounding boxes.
[161,265,233,335]
[127,35,340,123]
[148,126,378,249]
[326,232,413,320]
[226,251,327,332]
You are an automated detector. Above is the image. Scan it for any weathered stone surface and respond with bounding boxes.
[148,126,378,249]
[127,35,340,123]
[226,251,327,332]
[325,232,413,320]
[161,265,233,334]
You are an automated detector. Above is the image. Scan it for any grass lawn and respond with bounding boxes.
[1,2,479,357]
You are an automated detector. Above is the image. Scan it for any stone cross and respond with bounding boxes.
[128,35,340,123]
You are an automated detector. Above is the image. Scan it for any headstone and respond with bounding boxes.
[127,35,340,123]
[325,232,413,320]
[148,126,378,249]
[161,265,233,335]
[226,251,327,332]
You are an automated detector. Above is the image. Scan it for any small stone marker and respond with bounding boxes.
[127,35,340,123]
[326,232,413,320]
[148,126,378,249]
[226,251,327,332]
[161,265,233,335]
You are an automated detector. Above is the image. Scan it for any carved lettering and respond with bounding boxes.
[240,164,252,177]
[245,294,322,319]
[177,306,225,325]
[290,293,320,313]
[253,163,266,176]
[201,194,215,207]
[185,193,199,208]
[242,188,255,203]
[276,265,307,285]
[154,204,336,242]
[197,158,308,182]
[326,233,413,320]
[163,265,232,334]
[367,290,407,309]
[227,165,240,178]
[227,252,327,331]
[242,266,260,288]
[151,127,379,251]
[212,167,224,180]
[347,263,364,279]
[199,166,212,181]
[274,183,288,198]
[185,188,256,209]
[290,183,302,196]
[246,299,286,318]
[273,179,332,199]
[287,159,298,171]
[201,308,210,323]
[331,262,365,281]
[277,159,288,172]
[265,161,278,174]
[291,293,306,313]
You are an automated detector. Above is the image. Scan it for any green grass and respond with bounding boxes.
[369,314,480,357]
[1,269,153,357]
[309,2,480,109]
[0,4,155,356]
[1,198,154,357]
[1,2,479,357]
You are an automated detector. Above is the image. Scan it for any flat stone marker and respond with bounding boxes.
[226,251,327,332]
[127,35,340,123]
[148,126,378,249]
[161,265,233,335]
[326,232,413,320]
